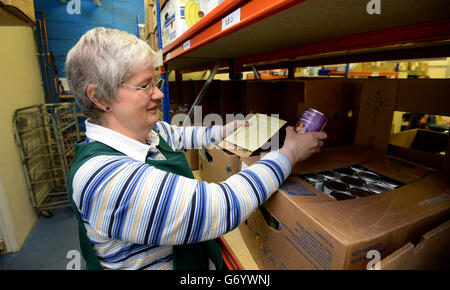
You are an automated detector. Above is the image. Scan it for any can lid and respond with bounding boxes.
[320,170,341,179]
[358,171,381,182]
[307,108,325,116]
[340,175,365,187]
[350,187,374,197]
[367,182,392,194]
[334,167,355,176]
[305,173,326,182]
[381,180,401,188]
[330,191,354,201]
[324,180,349,192]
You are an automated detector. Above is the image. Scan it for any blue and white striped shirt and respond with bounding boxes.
[72,120,292,269]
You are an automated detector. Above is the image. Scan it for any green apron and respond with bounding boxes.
[67,132,223,270]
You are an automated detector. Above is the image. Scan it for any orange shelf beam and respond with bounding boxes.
[235,18,450,67]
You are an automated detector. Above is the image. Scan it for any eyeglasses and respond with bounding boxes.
[121,79,165,95]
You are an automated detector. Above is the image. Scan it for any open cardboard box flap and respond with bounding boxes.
[374,220,450,270]
[241,145,385,175]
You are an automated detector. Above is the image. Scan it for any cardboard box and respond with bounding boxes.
[160,0,209,48]
[181,80,196,105]
[395,79,450,117]
[354,79,398,152]
[184,149,199,170]
[198,146,240,183]
[0,0,34,23]
[144,2,154,40]
[244,81,283,117]
[219,80,245,121]
[204,0,224,14]
[233,79,450,270]
[245,79,349,126]
[168,81,184,105]
[193,80,221,118]
[280,79,349,147]
[351,62,397,73]
[150,0,167,33]
[388,129,448,171]
[238,145,450,269]
[373,220,450,270]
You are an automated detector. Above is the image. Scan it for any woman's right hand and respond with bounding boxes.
[279,126,327,166]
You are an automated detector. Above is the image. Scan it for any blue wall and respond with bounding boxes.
[34,0,145,77]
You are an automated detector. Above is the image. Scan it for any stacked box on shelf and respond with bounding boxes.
[0,0,35,23]
[160,0,210,48]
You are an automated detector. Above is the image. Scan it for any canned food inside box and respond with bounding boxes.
[297,164,405,201]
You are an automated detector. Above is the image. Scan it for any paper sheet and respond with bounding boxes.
[224,114,287,152]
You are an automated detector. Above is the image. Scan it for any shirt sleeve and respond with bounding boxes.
[154,121,223,151]
[72,151,291,246]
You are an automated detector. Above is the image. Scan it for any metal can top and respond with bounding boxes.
[350,187,374,197]
[304,173,326,183]
[349,165,367,174]
[324,180,350,192]
[381,180,401,189]
[307,108,325,116]
[367,182,392,194]
[340,175,366,187]
[334,167,356,176]
[320,170,341,180]
[358,171,381,183]
[330,191,354,201]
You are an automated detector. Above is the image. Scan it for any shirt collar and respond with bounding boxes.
[85,120,160,163]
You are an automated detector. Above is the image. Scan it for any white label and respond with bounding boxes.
[222,8,241,31]
[183,40,191,51]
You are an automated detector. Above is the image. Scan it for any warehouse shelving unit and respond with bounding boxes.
[160,0,450,74]
[156,0,450,125]
[154,0,450,269]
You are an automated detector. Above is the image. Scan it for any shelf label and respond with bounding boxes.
[222,8,241,31]
[183,40,191,51]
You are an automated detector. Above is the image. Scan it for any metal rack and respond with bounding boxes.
[13,103,80,217]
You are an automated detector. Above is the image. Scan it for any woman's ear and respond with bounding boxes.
[86,84,109,111]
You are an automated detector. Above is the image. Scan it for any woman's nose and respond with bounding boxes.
[152,87,164,100]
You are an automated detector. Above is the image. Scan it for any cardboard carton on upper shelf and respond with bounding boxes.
[204,0,224,15]
[160,0,209,48]
[149,0,167,32]
[0,0,35,23]
[144,1,154,40]
[238,145,450,270]
[351,62,398,73]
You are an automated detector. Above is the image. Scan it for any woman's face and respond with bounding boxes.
[111,66,164,134]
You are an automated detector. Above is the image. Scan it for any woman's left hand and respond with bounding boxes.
[222,120,250,138]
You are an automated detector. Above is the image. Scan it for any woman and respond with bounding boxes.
[65,27,326,270]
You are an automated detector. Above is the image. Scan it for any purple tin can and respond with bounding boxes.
[295,108,328,134]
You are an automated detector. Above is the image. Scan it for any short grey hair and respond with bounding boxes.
[65,27,157,119]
